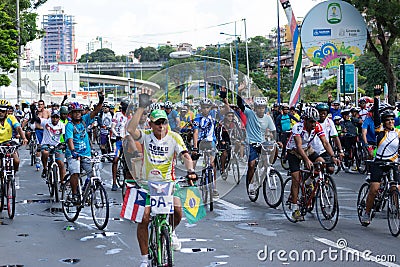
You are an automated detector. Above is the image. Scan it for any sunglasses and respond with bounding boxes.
[153,119,168,125]
[0,109,7,113]
[384,118,395,122]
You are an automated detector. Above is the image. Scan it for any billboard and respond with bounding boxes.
[300,0,367,68]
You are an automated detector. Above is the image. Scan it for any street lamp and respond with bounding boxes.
[169,51,235,102]
[220,32,239,96]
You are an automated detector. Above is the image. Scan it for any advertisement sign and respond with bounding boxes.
[337,64,355,94]
[300,0,367,68]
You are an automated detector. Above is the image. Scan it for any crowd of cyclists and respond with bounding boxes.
[1,82,400,266]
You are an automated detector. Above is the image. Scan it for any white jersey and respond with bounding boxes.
[40,118,65,146]
[112,112,128,138]
[286,121,325,153]
[314,118,337,154]
[100,112,113,135]
[138,129,186,182]
[258,114,276,140]
[359,108,368,122]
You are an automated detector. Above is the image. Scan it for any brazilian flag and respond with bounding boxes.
[176,186,206,224]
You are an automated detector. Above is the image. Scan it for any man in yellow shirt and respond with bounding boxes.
[0,100,28,173]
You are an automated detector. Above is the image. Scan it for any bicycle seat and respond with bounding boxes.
[199,140,213,152]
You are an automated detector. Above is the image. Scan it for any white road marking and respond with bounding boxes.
[216,199,244,210]
[314,237,400,267]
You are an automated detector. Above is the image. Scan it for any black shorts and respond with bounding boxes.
[320,152,334,169]
[287,151,320,173]
[369,161,399,183]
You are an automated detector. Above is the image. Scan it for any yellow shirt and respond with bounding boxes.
[290,113,300,128]
[0,115,20,143]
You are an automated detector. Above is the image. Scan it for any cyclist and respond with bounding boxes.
[276,103,299,165]
[127,95,197,267]
[14,104,24,122]
[164,101,180,132]
[361,86,400,225]
[110,100,128,191]
[34,100,51,171]
[315,103,344,173]
[31,108,66,181]
[254,98,276,140]
[333,116,343,136]
[340,108,359,172]
[361,106,376,159]
[0,100,28,174]
[191,98,219,197]
[328,97,342,119]
[286,107,339,221]
[98,103,113,156]
[65,93,104,204]
[290,106,301,128]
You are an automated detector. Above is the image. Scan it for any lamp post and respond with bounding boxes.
[220,32,239,97]
[16,0,21,104]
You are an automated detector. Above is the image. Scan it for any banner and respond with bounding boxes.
[120,187,147,222]
[176,186,206,224]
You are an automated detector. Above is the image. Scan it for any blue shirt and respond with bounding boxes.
[281,114,291,132]
[193,111,217,143]
[167,109,179,131]
[244,107,263,144]
[65,113,94,158]
[362,116,375,144]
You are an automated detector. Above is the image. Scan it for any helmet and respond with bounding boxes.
[68,102,83,112]
[281,103,289,110]
[200,98,213,106]
[333,116,342,121]
[315,103,329,111]
[254,98,267,107]
[303,107,319,121]
[60,106,68,114]
[380,110,395,121]
[120,99,129,111]
[358,98,367,104]
[350,107,360,113]
[164,101,173,109]
[378,102,394,113]
[340,108,351,115]
[51,109,60,117]
[0,99,11,108]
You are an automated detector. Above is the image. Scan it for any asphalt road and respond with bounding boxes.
[0,147,399,267]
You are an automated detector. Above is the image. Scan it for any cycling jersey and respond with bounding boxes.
[375,126,400,161]
[362,116,376,144]
[314,118,337,154]
[0,115,20,143]
[100,112,113,135]
[65,113,94,158]
[359,108,368,122]
[112,112,127,138]
[193,113,217,143]
[137,129,186,182]
[243,107,263,144]
[166,109,179,131]
[286,121,325,151]
[40,119,65,146]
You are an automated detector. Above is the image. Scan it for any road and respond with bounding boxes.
[0,147,399,267]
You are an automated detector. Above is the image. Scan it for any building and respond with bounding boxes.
[88,36,113,53]
[41,6,76,64]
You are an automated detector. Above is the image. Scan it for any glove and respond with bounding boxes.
[98,91,105,103]
[63,94,68,101]
[219,90,227,99]
[138,93,151,108]
[374,86,382,96]
[71,150,80,159]
[186,169,198,181]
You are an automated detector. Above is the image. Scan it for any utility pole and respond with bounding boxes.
[16,0,22,104]
[38,56,43,100]
[243,18,250,98]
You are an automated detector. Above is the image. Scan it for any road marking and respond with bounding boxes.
[216,199,244,210]
[314,237,400,267]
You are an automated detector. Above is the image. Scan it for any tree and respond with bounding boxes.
[157,45,175,61]
[78,48,116,63]
[355,51,386,96]
[347,0,400,104]
[133,46,159,62]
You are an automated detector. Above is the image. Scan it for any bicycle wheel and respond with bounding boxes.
[357,182,370,226]
[357,146,368,174]
[315,176,339,230]
[262,168,283,208]
[159,225,173,267]
[47,167,55,198]
[91,181,109,230]
[387,188,400,237]
[230,157,240,185]
[0,175,4,212]
[208,169,214,212]
[52,165,60,202]
[282,178,297,223]
[30,144,35,166]
[6,176,16,219]
[148,223,158,266]
[200,170,208,209]
[280,150,289,170]
[116,161,125,188]
[61,178,81,222]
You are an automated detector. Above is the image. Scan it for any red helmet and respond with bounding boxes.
[68,102,83,112]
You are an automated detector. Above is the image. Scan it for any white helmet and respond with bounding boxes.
[254,98,267,107]
[303,107,319,121]
[200,98,213,106]
[164,101,173,109]
[150,102,162,111]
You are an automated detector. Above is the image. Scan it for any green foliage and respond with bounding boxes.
[78,48,116,63]
[355,51,386,96]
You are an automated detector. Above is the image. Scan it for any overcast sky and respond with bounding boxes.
[30,0,323,58]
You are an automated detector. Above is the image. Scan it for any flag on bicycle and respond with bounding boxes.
[176,186,206,224]
[120,186,147,223]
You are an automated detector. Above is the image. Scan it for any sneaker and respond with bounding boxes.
[139,260,149,267]
[212,189,220,198]
[171,231,182,251]
[35,163,41,171]
[71,194,81,206]
[221,172,228,180]
[351,166,358,172]
[361,212,371,226]
[248,183,256,196]
[111,184,118,191]
[41,169,47,179]
[292,209,304,221]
